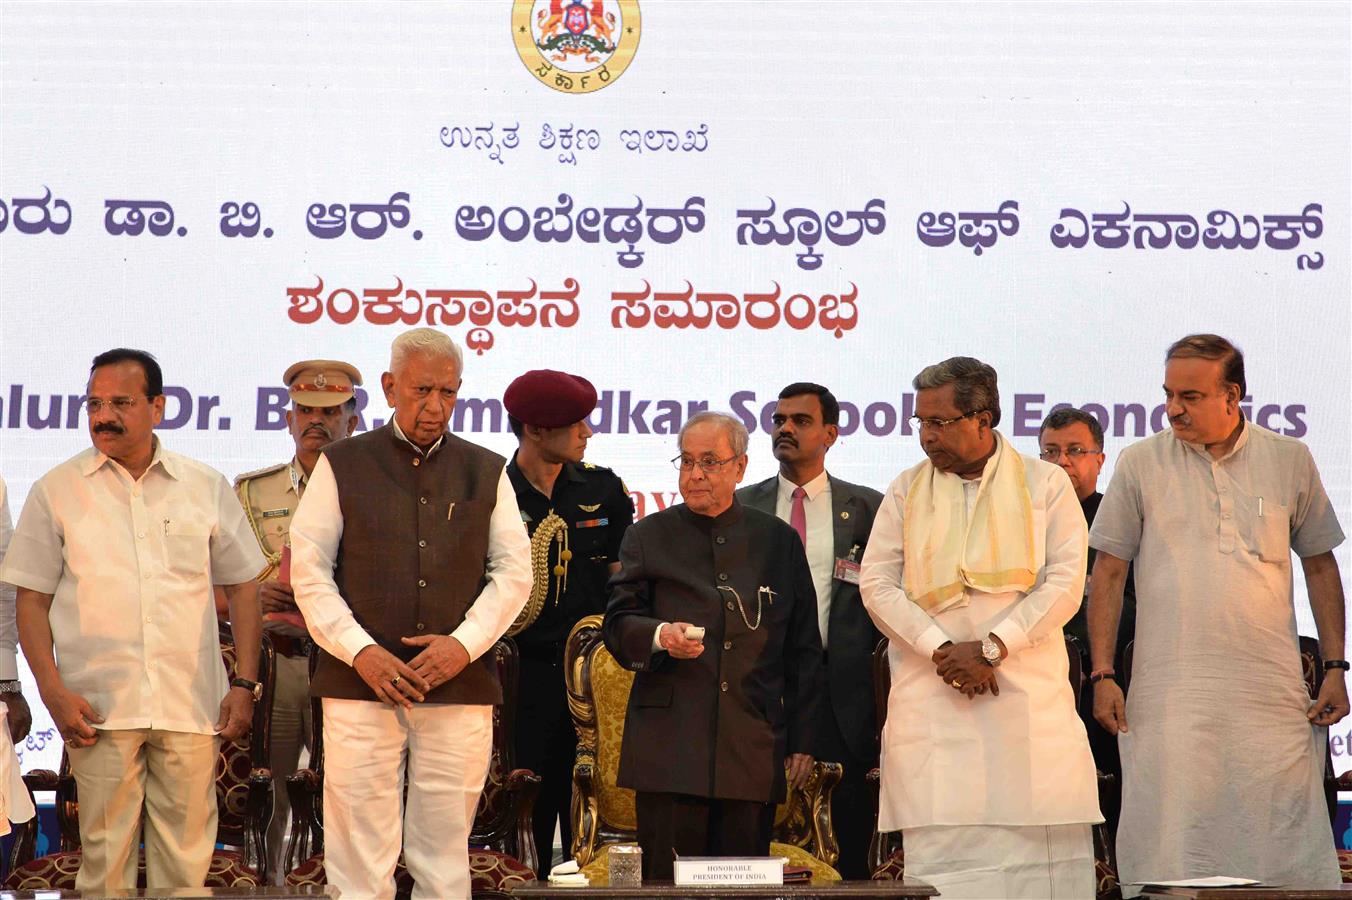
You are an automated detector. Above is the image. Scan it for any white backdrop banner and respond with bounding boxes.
[1,1,1348,776]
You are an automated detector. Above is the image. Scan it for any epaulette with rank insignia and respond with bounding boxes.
[233,461,289,488]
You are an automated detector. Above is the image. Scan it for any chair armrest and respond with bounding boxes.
[20,769,61,792]
[502,768,543,875]
[285,767,323,874]
[246,767,274,883]
[808,761,842,868]
[570,756,600,868]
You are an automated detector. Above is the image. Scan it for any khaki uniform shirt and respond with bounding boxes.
[235,458,309,637]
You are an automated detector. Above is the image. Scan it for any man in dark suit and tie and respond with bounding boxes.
[737,382,883,879]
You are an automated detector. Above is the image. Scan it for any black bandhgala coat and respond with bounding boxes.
[603,500,825,804]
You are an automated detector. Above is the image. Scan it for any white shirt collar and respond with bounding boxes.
[390,418,446,457]
[80,435,178,480]
[777,468,830,503]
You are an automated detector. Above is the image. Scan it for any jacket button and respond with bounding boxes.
[420,497,428,505]
[419,540,427,548]
[720,681,728,692]
[723,641,732,651]
[718,573,728,582]
[418,579,427,587]
[726,601,734,611]
[417,623,425,631]
[715,536,726,545]
[412,458,421,467]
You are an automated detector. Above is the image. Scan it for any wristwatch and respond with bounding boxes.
[980,637,1002,667]
[230,677,263,701]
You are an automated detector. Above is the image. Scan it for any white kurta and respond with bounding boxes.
[860,454,1101,830]
[1090,422,1344,887]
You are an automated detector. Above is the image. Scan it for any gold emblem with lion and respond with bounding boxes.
[512,0,641,95]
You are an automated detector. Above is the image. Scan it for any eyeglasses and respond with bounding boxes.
[1039,447,1101,462]
[85,396,149,415]
[671,453,740,474]
[909,410,984,431]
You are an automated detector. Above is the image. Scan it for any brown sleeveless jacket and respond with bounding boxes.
[309,424,505,705]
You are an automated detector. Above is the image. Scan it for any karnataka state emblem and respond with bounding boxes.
[512,0,640,95]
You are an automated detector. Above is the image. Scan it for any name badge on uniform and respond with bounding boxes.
[834,558,861,584]
[576,517,609,529]
[262,508,289,518]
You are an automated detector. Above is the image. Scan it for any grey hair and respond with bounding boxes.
[679,411,749,457]
[390,327,464,374]
[912,356,1002,427]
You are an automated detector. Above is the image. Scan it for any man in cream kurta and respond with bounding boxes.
[861,357,1100,899]
[1088,335,1346,889]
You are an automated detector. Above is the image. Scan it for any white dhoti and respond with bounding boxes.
[903,823,1096,899]
[322,698,493,900]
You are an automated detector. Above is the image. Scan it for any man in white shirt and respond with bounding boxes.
[736,382,882,879]
[290,328,531,899]
[1,349,264,893]
[1089,334,1346,888]
[860,356,1100,898]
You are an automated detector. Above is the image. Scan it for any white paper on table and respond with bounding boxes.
[1131,876,1262,887]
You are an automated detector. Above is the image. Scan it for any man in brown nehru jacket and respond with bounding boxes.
[290,328,531,899]
[502,369,634,875]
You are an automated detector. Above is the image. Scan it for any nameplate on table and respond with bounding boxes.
[673,856,785,885]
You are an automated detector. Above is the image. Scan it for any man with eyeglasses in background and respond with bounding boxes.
[860,357,1100,898]
[1037,406,1135,828]
[603,411,824,880]
[0,349,264,893]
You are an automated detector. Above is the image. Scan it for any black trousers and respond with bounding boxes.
[816,703,877,880]
[513,654,576,878]
[635,792,774,880]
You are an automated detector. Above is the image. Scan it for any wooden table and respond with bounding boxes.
[1140,887,1352,899]
[510,878,937,898]
[0,888,338,899]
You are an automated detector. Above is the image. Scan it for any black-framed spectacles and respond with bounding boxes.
[1039,447,1101,462]
[909,410,984,431]
[671,454,739,474]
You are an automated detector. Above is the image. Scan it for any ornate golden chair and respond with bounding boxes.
[6,629,277,888]
[281,638,541,898]
[563,614,843,885]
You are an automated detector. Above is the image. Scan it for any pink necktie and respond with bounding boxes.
[790,487,808,548]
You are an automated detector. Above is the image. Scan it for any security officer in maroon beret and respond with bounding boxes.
[503,369,635,877]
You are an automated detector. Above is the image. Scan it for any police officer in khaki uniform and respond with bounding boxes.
[232,359,360,881]
[502,370,635,876]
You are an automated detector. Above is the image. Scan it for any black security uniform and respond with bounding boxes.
[508,456,634,876]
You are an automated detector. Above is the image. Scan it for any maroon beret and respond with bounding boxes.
[503,369,598,428]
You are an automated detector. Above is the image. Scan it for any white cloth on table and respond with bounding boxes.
[861,450,1101,831]
[0,443,263,734]
[903,822,1095,899]
[1090,421,1344,887]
